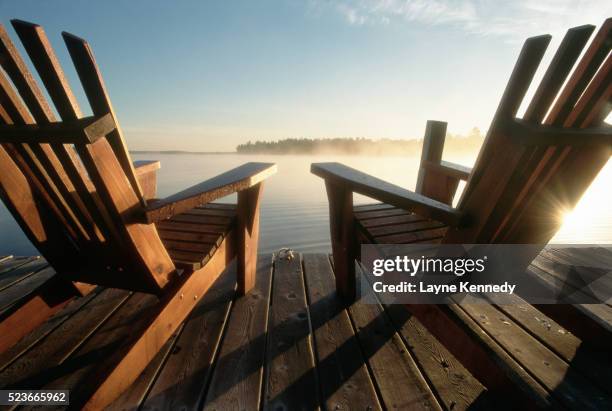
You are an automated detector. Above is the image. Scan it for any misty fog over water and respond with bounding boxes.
[0,153,610,256]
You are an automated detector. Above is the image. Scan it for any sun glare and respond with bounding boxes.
[552,161,612,244]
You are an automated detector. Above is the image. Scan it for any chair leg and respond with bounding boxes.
[0,275,91,353]
[81,233,235,410]
[237,183,263,295]
[325,181,357,302]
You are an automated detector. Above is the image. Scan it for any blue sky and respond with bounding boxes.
[1,0,610,151]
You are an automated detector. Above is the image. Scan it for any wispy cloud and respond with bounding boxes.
[313,0,611,40]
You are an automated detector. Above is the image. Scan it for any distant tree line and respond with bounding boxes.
[236,128,484,155]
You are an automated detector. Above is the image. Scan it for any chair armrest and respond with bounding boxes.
[134,160,161,175]
[133,160,161,201]
[143,162,277,223]
[423,160,472,181]
[311,162,462,227]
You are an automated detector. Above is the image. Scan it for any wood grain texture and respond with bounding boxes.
[325,180,357,301]
[312,162,462,226]
[491,293,612,396]
[107,329,181,411]
[347,260,441,411]
[303,254,381,411]
[0,288,130,389]
[79,233,236,410]
[0,24,99,246]
[353,207,412,220]
[34,292,161,409]
[460,298,612,410]
[0,288,99,372]
[133,160,160,201]
[2,18,119,247]
[0,271,83,353]
[140,263,236,411]
[385,304,490,410]
[60,27,145,203]
[0,113,116,144]
[1,250,609,410]
[0,19,276,410]
[0,145,79,262]
[357,267,491,410]
[7,19,175,292]
[416,121,465,205]
[144,162,276,223]
[237,183,263,295]
[264,253,319,411]
[0,258,47,292]
[403,302,553,408]
[203,256,272,411]
[0,266,58,311]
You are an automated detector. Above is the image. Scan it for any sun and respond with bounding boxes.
[552,161,612,244]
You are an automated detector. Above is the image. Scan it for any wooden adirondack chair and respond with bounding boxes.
[0,20,276,408]
[313,19,611,300]
[313,20,611,407]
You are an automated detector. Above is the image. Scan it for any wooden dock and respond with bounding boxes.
[0,249,611,410]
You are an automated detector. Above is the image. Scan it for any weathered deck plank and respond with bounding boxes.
[31,293,159,408]
[0,258,47,294]
[493,293,612,395]
[203,256,273,410]
[140,264,236,410]
[347,258,441,411]
[0,249,609,410]
[459,297,612,410]
[303,254,381,411]
[264,254,319,411]
[0,288,99,372]
[0,288,130,389]
[0,266,56,311]
[106,330,180,411]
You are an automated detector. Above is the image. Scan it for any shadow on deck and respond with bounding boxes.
[0,249,611,410]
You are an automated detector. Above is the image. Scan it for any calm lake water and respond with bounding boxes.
[0,153,610,256]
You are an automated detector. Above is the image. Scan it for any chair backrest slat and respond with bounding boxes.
[0,71,89,245]
[547,18,612,126]
[479,24,596,242]
[8,22,126,245]
[0,146,80,264]
[444,35,551,243]
[63,31,146,205]
[504,55,611,243]
[1,23,114,245]
[444,19,611,246]
[498,22,611,243]
[0,21,175,293]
